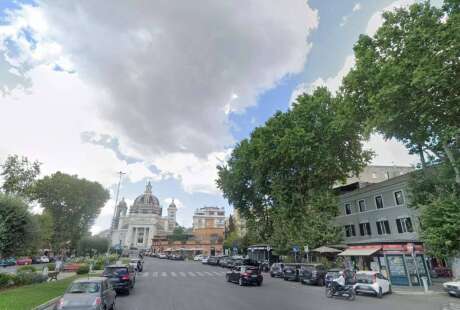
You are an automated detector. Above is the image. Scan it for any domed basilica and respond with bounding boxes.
[111,182,177,250]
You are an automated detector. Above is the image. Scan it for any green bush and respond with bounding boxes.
[76,264,89,275]
[18,265,37,273]
[94,262,104,270]
[15,272,47,285]
[47,263,56,271]
[0,273,15,289]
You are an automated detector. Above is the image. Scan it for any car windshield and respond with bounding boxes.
[67,282,100,294]
[355,274,374,284]
[104,267,128,276]
[326,271,340,278]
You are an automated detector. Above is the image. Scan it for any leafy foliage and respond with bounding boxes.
[169,226,189,242]
[0,194,35,257]
[76,264,90,275]
[409,164,460,259]
[342,1,460,182]
[217,88,372,254]
[33,172,110,251]
[77,236,110,257]
[0,154,41,198]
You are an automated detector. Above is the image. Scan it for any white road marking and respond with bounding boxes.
[179,272,187,277]
[187,272,196,277]
[213,271,222,276]
[142,272,149,277]
[161,272,167,277]
[171,272,177,277]
[152,272,158,278]
[204,272,213,276]
[196,271,205,276]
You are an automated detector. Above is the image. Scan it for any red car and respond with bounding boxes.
[16,257,32,265]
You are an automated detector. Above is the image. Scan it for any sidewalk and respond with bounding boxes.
[393,280,447,296]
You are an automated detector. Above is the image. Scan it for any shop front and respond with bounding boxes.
[339,242,431,287]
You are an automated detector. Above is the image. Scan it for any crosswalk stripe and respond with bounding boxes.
[213,271,222,276]
[204,272,213,276]
[196,271,204,276]
[161,272,167,277]
[171,272,177,277]
[152,272,158,278]
[179,272,186,277]
[142,272,149,277]
[188,272,196,277]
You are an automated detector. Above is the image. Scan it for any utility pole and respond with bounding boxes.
[107,171,125,254]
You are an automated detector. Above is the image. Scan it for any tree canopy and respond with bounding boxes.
[33,172,110,251]
[341,1,460,182]
[0,154,41,198]
[218,87,372,253]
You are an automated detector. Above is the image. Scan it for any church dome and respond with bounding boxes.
[130,182,162,215]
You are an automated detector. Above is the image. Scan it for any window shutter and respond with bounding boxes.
[396,219,403,233]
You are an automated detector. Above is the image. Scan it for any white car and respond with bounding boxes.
[443,280,460,297]
[40,256,50,263]
[201,256,209,264]
[158,253,167,259]
[194,255,203,261]
[353,271,391,298]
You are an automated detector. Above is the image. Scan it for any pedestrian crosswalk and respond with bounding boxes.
[139,270,227,279]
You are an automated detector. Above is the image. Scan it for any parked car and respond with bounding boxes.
[40,256,50,263]
[194,254,204,261]
[16,257,32,265]
[32,256,42,264]
[227,258,243,269]
[443,280,460,297]
[353,271,391,298]
[102,264,136,295]
[218,256,230,267]
[226,265,263,286]
[201,256,209,264]
[207,256,220,266]
[55,277,116,310]
[158,253,167,259]
[171,254,185,261]
[299,264,327,286]
[324,268,355,287]
[129,258,143,272]
[283,264,300,281]
[270,263,284,278]
[0,257,16,267]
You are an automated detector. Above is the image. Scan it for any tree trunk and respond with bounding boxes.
[418,145,426,168]
[442,143,460,185]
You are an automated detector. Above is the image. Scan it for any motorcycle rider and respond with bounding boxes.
[332,271,346,292]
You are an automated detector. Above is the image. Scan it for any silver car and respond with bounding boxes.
[55,277,116,310]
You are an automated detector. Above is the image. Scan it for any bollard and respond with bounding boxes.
[421,276,429,293]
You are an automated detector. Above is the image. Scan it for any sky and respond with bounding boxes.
[0,0,425,234]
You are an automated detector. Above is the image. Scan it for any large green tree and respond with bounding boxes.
[0,194,36,256]
[217,88,372,253]
[33,172,110,251]
[0,154,41,198]
[341,1,460,182]
[78,236,110,257]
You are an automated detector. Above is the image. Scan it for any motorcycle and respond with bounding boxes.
[325,283,356,301]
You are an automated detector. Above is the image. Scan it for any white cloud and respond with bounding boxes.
[365,134,419,166]
[353,3,362,12]
[366,0,416,36]
[290,54,355,103]
[34,0,318,157]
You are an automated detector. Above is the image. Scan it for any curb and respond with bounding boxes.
[33,296,60,310]
[393,290,445,296]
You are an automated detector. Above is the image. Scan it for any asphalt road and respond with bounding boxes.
[115,257,455,310]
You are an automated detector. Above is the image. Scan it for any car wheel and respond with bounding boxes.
[388,285,392,294]
[239,278,244,286]
[325,288,333,298]
[226,275,231,282]
[126,288,130,296]
[377,287,383,298]
[348,290,356,301]
[284,277,288,281]
[270,273,274,278]
[318,278,324,286]
[257,280,262,286]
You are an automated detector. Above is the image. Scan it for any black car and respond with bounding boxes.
[226,265,263,286]
[283,264,300,281]
[227,258,243,269]
[102,264,136,295]
[270,263,284,278]
[207,256,220,266]
[324,268,356,287]
[299,264,327,286]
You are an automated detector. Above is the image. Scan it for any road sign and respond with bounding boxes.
[292,245,300,253]
[304,245,309,253]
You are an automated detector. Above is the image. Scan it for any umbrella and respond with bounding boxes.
[312,246,342,254]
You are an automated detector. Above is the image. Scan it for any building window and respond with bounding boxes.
[394,190,405,205]
[396,217,413,233]
[376,220,391,235]
[359,222,372,236]
[344,225,356,237]
[358,200,367,212]
[375,195,384,209]
[345,203,352,215]
[137,228,144,244]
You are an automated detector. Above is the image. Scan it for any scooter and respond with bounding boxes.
[325,283,356,301]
